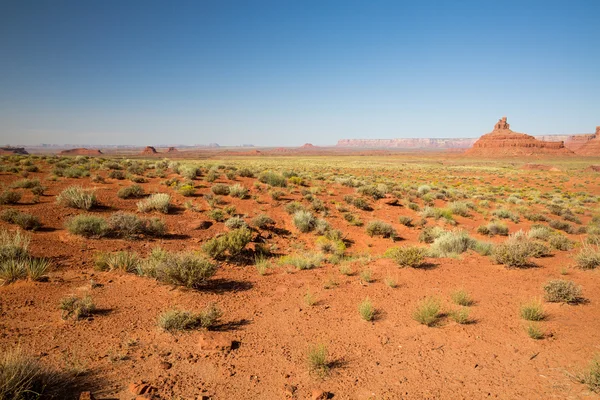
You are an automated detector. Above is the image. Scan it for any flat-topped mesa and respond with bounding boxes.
[141,146,158,155]
[0,146,28,155]
[59,148,103,156]
[466,117,573,156]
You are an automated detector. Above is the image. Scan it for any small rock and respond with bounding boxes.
[198,334,234,352]
[79,392,95,400]
[283,383,297,397]
[160,361,172,370]
[128,381,157,396]
[311,389,330,400]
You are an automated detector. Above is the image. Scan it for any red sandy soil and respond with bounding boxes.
[520,163,561,171]
[1,158,600,399]
[59,148,104,156]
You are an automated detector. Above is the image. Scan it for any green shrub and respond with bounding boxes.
[238,168,254,178]
[477,221,508,236]
[224,216,247,229]
[56,186,97,210]
[385,246,426,268]
[107,212,166,238]
[576,245,600,270]
[448,201,471,217]
[202,227,252,258]
[413,297,441,326]
[285,201,305,215]
[526,323,544,340]
[428,230,476,257]
[352,197,371,211]
[178,184,196,197]
[543,280,582,303]
[492,234,546,267]
[137,193,170,213]
[108,170,125,180]
[251,214,275,229]
[293,210,316,233]
[578,355,600,393]
[365,220,396,238]
[0,347,63,400]
[519,299,544,321]
[211,183,230,195]
[229,184,249,199]
[258,171,287,187]
[94,251,140,273]
[0,190,22,205]
[147,251,218,288]
[451,289,473,306]
[398,216,413,227]
[158,304,222,331]
[450,307,471,324]
[207,208,225,222]
[307,344,329,377]
[279,252,323,270]
[59,295,95,320]
[117,184,145,199]
[179,165,200,180]
[9,178,41,189]
[0,209,41,231]
[418,226,445,244]
[548,234,573,251]
[0,229,30,262]
[358,297,376,321]
[65,215,108,238]
[315,236,346,255]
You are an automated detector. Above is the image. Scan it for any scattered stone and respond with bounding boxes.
[311,389,331,400]
[198,334,234,352]
[283,383,297,397]
[160,361,172,370]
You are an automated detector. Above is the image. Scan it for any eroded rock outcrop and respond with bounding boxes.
[465,117,573,156]
[141,146,158,155]
[337,138,476,149]
[0,146,29,155]
[167,147,178,152]
[59,148,103,156]
[575,131,600,156]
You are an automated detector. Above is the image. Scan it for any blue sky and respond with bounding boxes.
[1,0,598,146]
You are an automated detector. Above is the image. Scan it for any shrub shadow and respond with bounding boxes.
[202,279,253,294]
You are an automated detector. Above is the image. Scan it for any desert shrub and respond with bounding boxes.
[0,257,47,285]
[254,255,272,275]
[448,201,471,217]
[548,234,573,251]
[549,219,575,234]
[224,216,247,229]
[251,214,275,229]
[543,280,582,303]
[137,193,170,213]
[178,184,196,197]
[519,299,545,321]
[357,185,385,200]
[578,356,600,393]
[202,227,252,258]
[179,165,200,180]
[146,251,218,288]
[117,184,145,199]
[0,209,41,231]
[526,323,544,340]
[285,201,305,215]
[56,186,98,210]
[524,212,548,222]
[258,171,287,187]
[0,230,30,262]
[315,236,346,255]
[366,220,396,238]
[238,168,254,178]
[451,289,473,306]
[575,245,600,270]
[59,294,95,320]
[358,297,376,321]
[107,212,166,238]
[211,183,230,195]
[0,347,64,400]
[279,252,323,270]
[94,251,140,273]
[9,178,41,189]
[307,344,329,377]
[413,297,441,326]
[492,234,547,268]
[418,226,446,244]
[229,184,249,199]
[492,208,520,223]
[270,190,284,200]
[527,225,553,241]
[293,210,316,233]
[477,221,508,236]
[65,215,108,238]
[207,208,225,222]
[352,197,371,211]
[158,304,222,332]
[428,230,476,257]
[0,190,22,205]
[398,216,413,227]
[450,308,471,324]
[385,246,426,268]
[108,170,126,180]
[343,212,363,226]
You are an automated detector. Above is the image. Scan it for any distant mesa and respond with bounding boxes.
[59,148,102,156]
[302,143,317,148]
[207,143,220,148]
[141,146,158,155]
[0,146,29,155]
[574,126,600,156]
[167,147,178,152]
[465,117,573,156]
[337,138,476,149]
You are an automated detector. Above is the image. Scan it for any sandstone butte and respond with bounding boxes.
[166,147,178,152]
[0,146,29,155]
[140,146,158,155]
[465,117,574,156]
[574,126,600,156]
[59,148,103,156]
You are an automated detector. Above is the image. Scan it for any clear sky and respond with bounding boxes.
[1,0,598,146]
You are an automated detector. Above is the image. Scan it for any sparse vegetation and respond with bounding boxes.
[543,280,582,303]
[56,186,98,210]
[413,297,441,326]
[158,304,222,331]
[137,193,171,213]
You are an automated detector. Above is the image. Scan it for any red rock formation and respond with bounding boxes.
[585,165,600,172]
[465,117,573,156]
[166,147,178,152]
[575,133,600,156]
[59,148,103,156]
[302,143,317,148]
[141,146,158,155]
